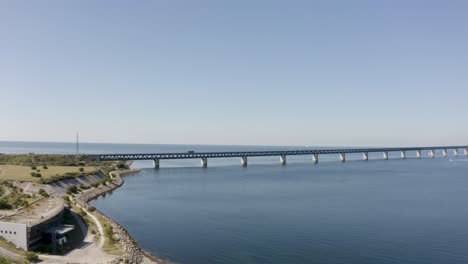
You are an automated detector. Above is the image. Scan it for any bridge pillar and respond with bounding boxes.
[312,154,318,164]
[339,153,346,162]
[453,149,458,156]
[400,150,406,159]
[241,156,248,166]
[416,150,421,158]
[363,152,368,161]
[153,159,160,169]
[464,149,468,156]
[383,151,389,160]
[428,149,435,158]
[200,158,208,168]
[280,155,287,165]
[442,149,447,158]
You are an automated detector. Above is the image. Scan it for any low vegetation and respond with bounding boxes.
[0,256,13,264]
[0,165,98,182]
[66,185,78,194]
[100,217,124,255]
[38,188,48,197]
[0,237,25,256]
[0,154,124,183]
[0,154,111,167]
[24,252,38,262]
[0,182,33,210]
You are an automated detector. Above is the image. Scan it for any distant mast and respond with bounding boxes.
[76,132,79,163]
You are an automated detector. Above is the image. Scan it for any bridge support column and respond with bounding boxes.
[464,149,468,156]
[363,152,368,161]
[442,149,447,158]
[400,150,406,159]
[153,159,160,169]
[200,158,208,168]
[339,153,346,162]
[453,149,458,156]
[312,154,318,164]
[280,155,286,165]
[383,151,389,160]
[416,150,421,158]
[241,156,248,166]
[428,149,435,158]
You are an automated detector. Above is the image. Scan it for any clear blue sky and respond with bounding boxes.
[1,1,467,146]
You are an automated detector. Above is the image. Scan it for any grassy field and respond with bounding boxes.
[0,165,98,182]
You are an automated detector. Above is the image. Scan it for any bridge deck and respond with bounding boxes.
[93,146,468,161]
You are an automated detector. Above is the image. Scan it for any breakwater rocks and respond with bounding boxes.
[76,169,146,264]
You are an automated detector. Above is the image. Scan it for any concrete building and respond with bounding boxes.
[0,196,74,251]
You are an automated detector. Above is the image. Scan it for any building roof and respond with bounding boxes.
[45,224,75,235]
[1,196,64,226]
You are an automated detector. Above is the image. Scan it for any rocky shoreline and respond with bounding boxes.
[75,168,168,264]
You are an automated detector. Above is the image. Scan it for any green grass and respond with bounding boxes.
[0,165,98,182]
[0,154,112,167]
[0,237,25,256]
[0,255,16,264]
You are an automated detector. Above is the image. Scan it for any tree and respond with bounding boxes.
[79,167,84,172]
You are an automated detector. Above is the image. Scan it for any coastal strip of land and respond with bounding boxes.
[0,154,174,264]
[75,166,173,264]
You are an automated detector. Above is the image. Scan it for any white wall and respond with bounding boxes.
[0,221,28,250]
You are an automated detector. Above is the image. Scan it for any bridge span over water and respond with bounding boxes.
[92,145,468,168]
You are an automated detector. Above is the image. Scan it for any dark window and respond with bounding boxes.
[14,232,16,235]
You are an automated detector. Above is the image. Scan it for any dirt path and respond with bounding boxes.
[82,206,106,249]
[38,203,115,264]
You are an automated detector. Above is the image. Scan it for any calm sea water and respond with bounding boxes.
[2,141,468,264]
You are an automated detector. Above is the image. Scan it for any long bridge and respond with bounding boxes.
[92,145,468,168]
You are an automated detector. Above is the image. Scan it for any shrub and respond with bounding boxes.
[38,189,48,197]
[90,182,99,188]
[31,165,37,170]
[116,162,128,169]
[0,200,12,210]
[63,195,70,202]
[24,251,39,262]
[18,200,28,208]
[0,256,11,264]
[66,185,78,194]
[104,224,114,240]
[33,173,42,178]
[43,165,48,169]
[36,169,40,172]
[30,172,35,176]
[79,208,87,216]
[88,206,96,212]
[79,167,84,172]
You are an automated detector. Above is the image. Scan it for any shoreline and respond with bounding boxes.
[75,165,171,264]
